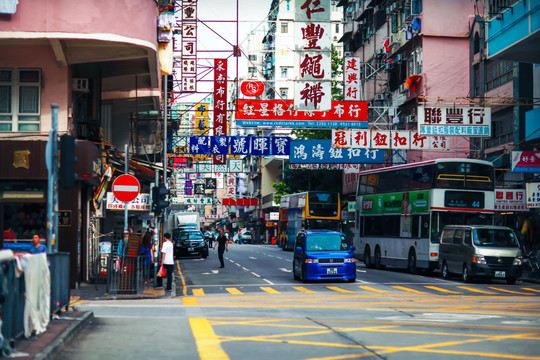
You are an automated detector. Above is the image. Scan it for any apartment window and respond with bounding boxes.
[248,54,257,61]
[280,88,288,99]
[0,69,41,132]
[281,22,288,34]
[248,67,257,75]
[486,60,513,91]
[281,67,288,78]
[408,47,422,76]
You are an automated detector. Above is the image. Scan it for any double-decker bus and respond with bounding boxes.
[279,191,341,251]
[354,158,495,272]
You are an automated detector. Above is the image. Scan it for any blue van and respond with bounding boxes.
[292,229,356,282]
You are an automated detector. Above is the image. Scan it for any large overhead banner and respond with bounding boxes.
[294,0,332,111]
[417,105,491,136]
[289,140,383,164]
[236,100,368,128]
[332,129,449,150]
[189,136,290,156]
[213,59,228,165]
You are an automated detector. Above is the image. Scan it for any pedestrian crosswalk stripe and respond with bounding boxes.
[293,286,317,294]
[327,286,355,293]
[457,286,498,294]
[358,286,388,293]
[226,287,243,295]
[424,286,462,294]
[521,287,540,293]
[261,287,280,294]
[192,288,205,296]
[488,287,535,295]
[183,298,199,306]
[392,286,428,294]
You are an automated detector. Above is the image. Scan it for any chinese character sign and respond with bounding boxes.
[331,130,449,150]
[526,182,540,208]
[418,106,491,136]
[494,189,527,211]
[294,0,331,111]
[344,57,361,101]
[511,151,540,173]
[289,140,383,164]
[180,0,197,92]
[236,99,367,128]
[213,59,228,165]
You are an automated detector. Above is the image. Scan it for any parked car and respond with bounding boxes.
[438,225,522,284]
[173,229,208,259]
[241,231,252,244]
[292,229,356,282]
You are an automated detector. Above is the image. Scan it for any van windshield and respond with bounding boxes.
[473,229,519,248]
[306,234,349,251]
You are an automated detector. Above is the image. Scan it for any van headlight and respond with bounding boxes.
[305,259,319,264]
[513,256,523,265]
[473,255,486,264]
[344,258,355,263]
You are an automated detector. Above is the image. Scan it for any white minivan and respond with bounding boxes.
[439,225,523,284]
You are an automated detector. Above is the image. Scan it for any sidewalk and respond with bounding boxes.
[8,281,172,359]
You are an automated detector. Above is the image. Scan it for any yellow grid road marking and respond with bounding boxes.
[189,318,229,360]
[226,287,243,295]
[183,298,198,306]
[261,287,281,294]
[294,286,317,294]
[392,286,428,294]
[358,286,388,293]
[327,286,355,293]
[424,286,462,294]
[521,287,540,293]
[488,287,535,295]
[192,288,205,296]
[457,286,498,294]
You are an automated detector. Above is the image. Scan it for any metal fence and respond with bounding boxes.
[0,258,25,348]
[106,255,151,295]
[49,253,70,315]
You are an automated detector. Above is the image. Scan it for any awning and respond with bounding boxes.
[338,31,353,43]
[336,0,349,7]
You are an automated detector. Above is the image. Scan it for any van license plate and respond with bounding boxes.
[327,268,337,275]
[495,271,506,278]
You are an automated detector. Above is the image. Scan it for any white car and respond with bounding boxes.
[241,231,252,244]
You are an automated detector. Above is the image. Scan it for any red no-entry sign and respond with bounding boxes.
[112,174,140,202]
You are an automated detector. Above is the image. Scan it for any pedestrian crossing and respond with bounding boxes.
[185,284,540,297]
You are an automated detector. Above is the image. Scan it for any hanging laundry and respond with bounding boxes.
[412,17,422,33]
[406,25,413,40]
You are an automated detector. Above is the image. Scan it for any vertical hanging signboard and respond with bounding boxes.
[213,59,228,165]
[294,0,332,111]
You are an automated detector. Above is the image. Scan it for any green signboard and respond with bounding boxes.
[361,191,429,215]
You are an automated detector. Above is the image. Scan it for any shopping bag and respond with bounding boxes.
[157,264,166,277]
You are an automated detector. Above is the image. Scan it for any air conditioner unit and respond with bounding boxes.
[375,93,386,101]
[405,115,416,123]
[344,51,353,57]
[396,54,404,62]
[72,78,89,93]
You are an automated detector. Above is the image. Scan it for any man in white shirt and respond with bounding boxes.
[160,232,174,292]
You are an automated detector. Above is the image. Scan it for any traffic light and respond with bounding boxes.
[151,183,170,214]
[59,134,78,188]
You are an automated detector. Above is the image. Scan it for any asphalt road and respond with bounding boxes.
[62,243,540,360]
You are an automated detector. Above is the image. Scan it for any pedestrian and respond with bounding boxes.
[28,233,47,254]
[160,232,174,292]
[140,230,154,282]
[213,228,228,268]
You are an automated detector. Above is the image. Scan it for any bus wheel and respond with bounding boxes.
[363,246,373,268]
[407,249,417,274]
[374,247,383,269]
[441,262,450,279]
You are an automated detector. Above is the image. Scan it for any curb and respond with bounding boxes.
[33,311,94,360]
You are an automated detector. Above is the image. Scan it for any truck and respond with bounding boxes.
[165,211,201,234]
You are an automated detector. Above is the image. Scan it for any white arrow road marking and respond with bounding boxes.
[201,270,219,275]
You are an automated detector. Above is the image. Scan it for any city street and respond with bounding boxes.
[61,243,540,360]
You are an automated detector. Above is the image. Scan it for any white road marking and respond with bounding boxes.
[242,267,250,271]
[249,256,257,259]
[263,279,274,285]
[251,272,261,277]
[279,268,292,273]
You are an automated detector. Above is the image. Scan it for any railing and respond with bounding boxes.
[0,257,25,348]
[106,255,151,296]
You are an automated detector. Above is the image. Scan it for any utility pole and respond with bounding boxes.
[46,104,59,253]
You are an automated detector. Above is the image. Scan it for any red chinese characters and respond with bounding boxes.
[213,59,227,165]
